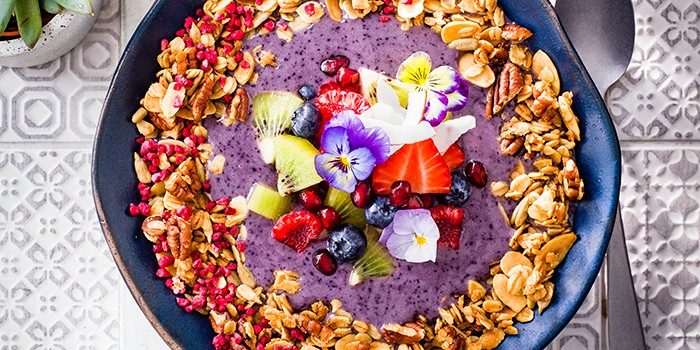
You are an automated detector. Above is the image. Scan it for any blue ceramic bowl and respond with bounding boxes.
[92,0,620,348]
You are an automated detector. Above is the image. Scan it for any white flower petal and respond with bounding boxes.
[386,233,416,260]
[404,238,437,263]
[359,117,435,148]
[432,115,476,153]
[413,214,441,240]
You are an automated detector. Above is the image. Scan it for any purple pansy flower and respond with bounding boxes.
[315,111,390,193]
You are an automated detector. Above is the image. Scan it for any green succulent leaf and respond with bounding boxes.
[0,0,15,35]
[15,0,42,49]
[40,0,64,14]
[51,0,92,15]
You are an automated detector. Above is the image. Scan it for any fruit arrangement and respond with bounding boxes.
[247,51,490,284]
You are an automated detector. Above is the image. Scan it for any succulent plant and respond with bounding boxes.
[0,0,93,49]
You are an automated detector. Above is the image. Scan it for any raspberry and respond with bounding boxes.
[272,211,324,252]
[429,205,464,250]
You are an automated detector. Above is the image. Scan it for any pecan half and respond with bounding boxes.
[485,84,495,120]
[493,63,524,114]
[500,137,525,155]
[501,23,533,43]
[149,111,176,130]
[562,158,584,200]
[165,158,202,202]
[381,323,425,344]
[166,215,192,260]
[293,314,335,343]
[231,87,249,122]
[191,75,215,122]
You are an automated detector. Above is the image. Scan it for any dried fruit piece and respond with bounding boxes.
[272,210,324,252]
[430,205,464,250]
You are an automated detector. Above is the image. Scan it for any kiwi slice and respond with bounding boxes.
[349,226,395,286]
[358,68,414,107]
[247,183,293,220]
[253,92,304,164]
[324,187,367,228]
[272,134,323,196]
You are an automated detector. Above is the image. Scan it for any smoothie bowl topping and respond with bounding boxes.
[127,0,586,348]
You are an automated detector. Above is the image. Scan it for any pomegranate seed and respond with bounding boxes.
[379,15,390,23]
[383,5,395,13]
[264,20,275,31]
[232,332,244,344]
[156,268,170,278]
[318,207,340,230]
[246,307,256,316]
[138,202,151,216]
[351,182,372,208]
[389,181,412,207]
[403,195,424,209]
[260,318,270,328]
[237,241,247,252]
[176,29,185,37]
[419,194,434,208]
[240,60,250,69]
[202,182,211,191]
[253,324,262,334]
[320,55,349,76]
[290,328,305,340]
[257,344,265,350]
[312,249,338,276]
[465,160,487,188]
[216,198,230,207]
[298,190,324,212]
[336,67,359,87]
[160,39,168,51]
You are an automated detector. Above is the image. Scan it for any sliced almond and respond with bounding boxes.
[441,20,480,44]
[326,0,343,21]
[532,50,560,95]
[493,273,527,313]
[499,251,533,276]
[340,0,359,19]
[398,0,426,19]
[161,82,186,118]
[296,1,325,23]
[534,233,577,269]
[234,52,255,85]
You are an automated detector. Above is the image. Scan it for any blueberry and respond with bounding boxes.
[364,196,397,229]
[298,85,317,101]
[437,171,471,206]
[328,225,367,261]
[291,103,321,139]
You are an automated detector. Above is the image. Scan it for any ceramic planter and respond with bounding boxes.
[0,0,102,68]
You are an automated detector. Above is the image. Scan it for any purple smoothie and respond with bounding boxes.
[206,15,518,327]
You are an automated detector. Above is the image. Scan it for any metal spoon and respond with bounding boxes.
[553,1,644,349]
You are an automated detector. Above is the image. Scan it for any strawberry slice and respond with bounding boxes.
[315,88,370,139]
[272,211,324,252]
[372,139,452,195]
[443,143,465,170]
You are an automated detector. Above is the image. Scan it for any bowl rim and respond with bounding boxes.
[92,0,621,348]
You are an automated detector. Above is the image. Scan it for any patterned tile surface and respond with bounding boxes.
[0,0,697,348]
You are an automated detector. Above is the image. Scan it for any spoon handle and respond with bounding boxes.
[606,206,647,350]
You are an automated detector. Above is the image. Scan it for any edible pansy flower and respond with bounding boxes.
[314,111,390,193]
[395,52,469,126]
[379,209,439,263]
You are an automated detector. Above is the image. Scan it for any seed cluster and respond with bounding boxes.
[127,0,585,349]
